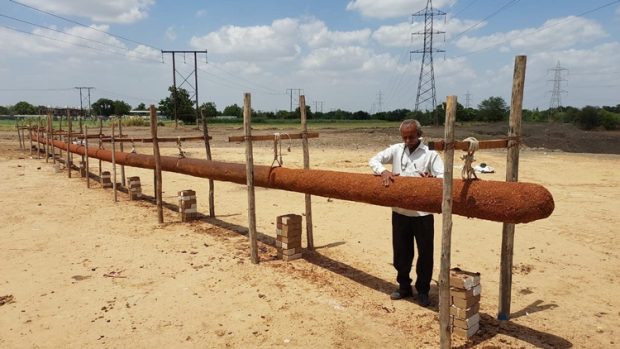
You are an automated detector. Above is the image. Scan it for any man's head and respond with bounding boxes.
[399,119,422,151]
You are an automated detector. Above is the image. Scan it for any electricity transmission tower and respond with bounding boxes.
[161,50,208,127]
[376,91,383,113]
[412,0,445,125]
[548,60,568,121]
[75,86,94,118]
[465,90,472,109]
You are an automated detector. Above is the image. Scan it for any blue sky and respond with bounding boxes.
[1,0,619,113]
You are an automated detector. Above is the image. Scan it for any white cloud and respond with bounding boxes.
[126,45,160,62]
[346,0,455,19]
[301,46,396,74]
[196,9,207,17]
[456,16,606,53]
[373,17,485,47]
[190,18,301,61]
[19,0,154,24]
[165,26,177,41]
[300,20,371,48]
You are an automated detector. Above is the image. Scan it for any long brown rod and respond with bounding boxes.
[36,135,554,224]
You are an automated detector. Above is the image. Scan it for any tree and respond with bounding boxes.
[478,96,508,122]
[200,102,218,118]
[576,106,600,130]
[92,98,115,117]
[222,104,243,118]
[136,103,146,111]
[158,86,195,123]
[113,100,131,116]
[295,105,313,119]
[12,101,37,115]
[0,105,10,115]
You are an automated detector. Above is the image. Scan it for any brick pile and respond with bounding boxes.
[276,214,302,261]
[101,171,112,188]
[128,176,142,200]
[178,190,197,222]
[450,268,481,338]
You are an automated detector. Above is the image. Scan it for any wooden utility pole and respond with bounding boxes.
[243,93,259,264]
[439,95,457,348]
[498,55,526,320]
[150,105,164,223]
[299,95,314,250]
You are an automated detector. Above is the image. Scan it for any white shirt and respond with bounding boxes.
[369,139,444,217]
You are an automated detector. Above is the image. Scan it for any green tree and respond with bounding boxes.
[136,103,146,111]
[12,101,37,115]
[0,105,10,115]
[200,102,218,118]
[478,96,508,122]
[159,86,195,123]
[295,105,313,119]
[92,98,115,117]
[113,100,131,116]
[222,104,243,118]
[576,106,600,130]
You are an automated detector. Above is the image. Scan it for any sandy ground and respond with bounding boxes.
[0,125,619,348]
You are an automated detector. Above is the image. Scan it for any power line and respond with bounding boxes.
[449,0,520,42]
[451,0,620,59]
[8,0,161,51]
[0,13,128,51]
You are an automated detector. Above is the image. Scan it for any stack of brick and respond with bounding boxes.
[178,190,197,222]
[128,176,142,200]
[101,171,112,188]
[450,268,481,338]
[276,214,302,261]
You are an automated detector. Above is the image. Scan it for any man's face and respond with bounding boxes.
[401,125,420,150]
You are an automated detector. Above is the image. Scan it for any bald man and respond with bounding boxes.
[369,119,444,306]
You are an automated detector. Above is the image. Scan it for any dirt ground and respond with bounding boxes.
[0,123,618,348]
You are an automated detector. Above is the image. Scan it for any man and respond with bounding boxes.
[369,119,444,306]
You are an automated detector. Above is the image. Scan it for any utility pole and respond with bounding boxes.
[377,91,383,113]
[412,0,445,125]
[161,50,208,127]
[548,60,568,122]
[286,88,303,112]
[465,90,472,108]
[313,100,324,113]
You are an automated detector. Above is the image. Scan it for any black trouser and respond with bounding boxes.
[392,212,434,295]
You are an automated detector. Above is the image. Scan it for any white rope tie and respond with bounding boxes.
[177,136,185,158]
[271,133,293,167]
[130,138,137,154]
[461,137,479,180]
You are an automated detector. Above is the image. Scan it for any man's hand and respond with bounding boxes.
[380,170,399,187]
[420,172,434,178]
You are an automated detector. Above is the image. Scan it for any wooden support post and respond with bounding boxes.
[28,122,33,156]
[36,117,41,159]
[66,112,72,177]
[498,55,526,321]
[150,105,164,223]
[50,116,56,164]
[299,95,314,251]
[111,120,118,203]
[85,126,90,188]
[243,93,259,264]
[98,117,102,178]
[201,109,215,217]
[439,95,457,349]
[16,120,22,150]
[118,120,126,187]
[45,113,51,163]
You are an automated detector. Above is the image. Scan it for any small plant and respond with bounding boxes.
[121,116,148,127]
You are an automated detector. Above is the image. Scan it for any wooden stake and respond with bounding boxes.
[439,95,457,349]
[36,117,41,159]
[85,126,90,188]
[66,112,71,177]
[16,120,22,150]
[118,119,126,187]
[50,115,56,164]
[150,105,164,223]
[28,121,33,156]
[498,55,526,321]
[45,113,51,163]
[243,93,259,264]
[299,95,314,250]
[111,120,118,203]
[98,117,102,179]
[201,109,215,217]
